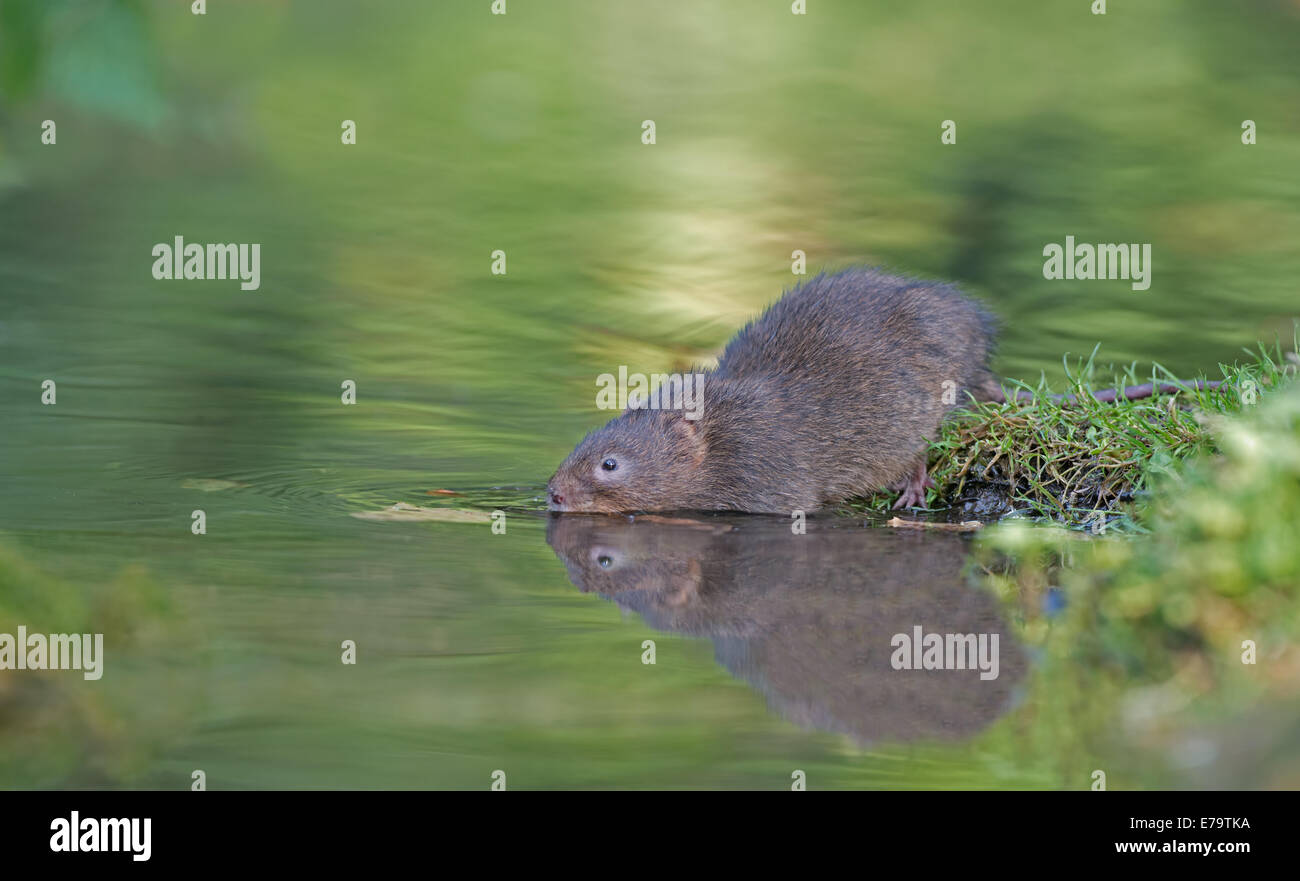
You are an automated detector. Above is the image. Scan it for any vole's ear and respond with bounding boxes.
[664,409,707,464]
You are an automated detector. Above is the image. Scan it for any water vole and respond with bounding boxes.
[548,268,1001,513]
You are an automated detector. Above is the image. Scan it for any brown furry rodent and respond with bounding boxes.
[548,267,1001,513]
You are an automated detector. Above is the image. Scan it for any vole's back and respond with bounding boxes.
[701,269,999,509]
[715,268,997,400]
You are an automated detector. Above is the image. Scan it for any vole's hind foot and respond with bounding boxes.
[890,461,934,509]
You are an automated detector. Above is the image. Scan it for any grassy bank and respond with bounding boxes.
[852,328,1299,527]
[971,373,1300,786]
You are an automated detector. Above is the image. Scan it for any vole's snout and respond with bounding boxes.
[548,473,609,513]
[546,476,575,512]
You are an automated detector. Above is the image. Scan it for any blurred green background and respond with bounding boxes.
[0,0,1297,788]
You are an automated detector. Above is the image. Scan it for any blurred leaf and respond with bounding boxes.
[352,503,492,524]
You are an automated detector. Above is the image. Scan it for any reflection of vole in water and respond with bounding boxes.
[548,267,1218,513]
[546,515,1025,743]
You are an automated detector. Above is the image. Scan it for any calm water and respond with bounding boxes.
[2,0,1298,788]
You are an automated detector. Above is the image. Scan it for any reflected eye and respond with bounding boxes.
[601,458,618,472]
[597,555,613,569]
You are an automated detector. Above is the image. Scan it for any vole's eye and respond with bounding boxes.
[601,458,618,472]
[597,555,613,569]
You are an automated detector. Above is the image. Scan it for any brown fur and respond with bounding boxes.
[548,268,999,513]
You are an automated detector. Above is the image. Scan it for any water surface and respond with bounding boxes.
[2,0,1299,789]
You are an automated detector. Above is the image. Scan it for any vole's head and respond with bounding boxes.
[547,409,707,513]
